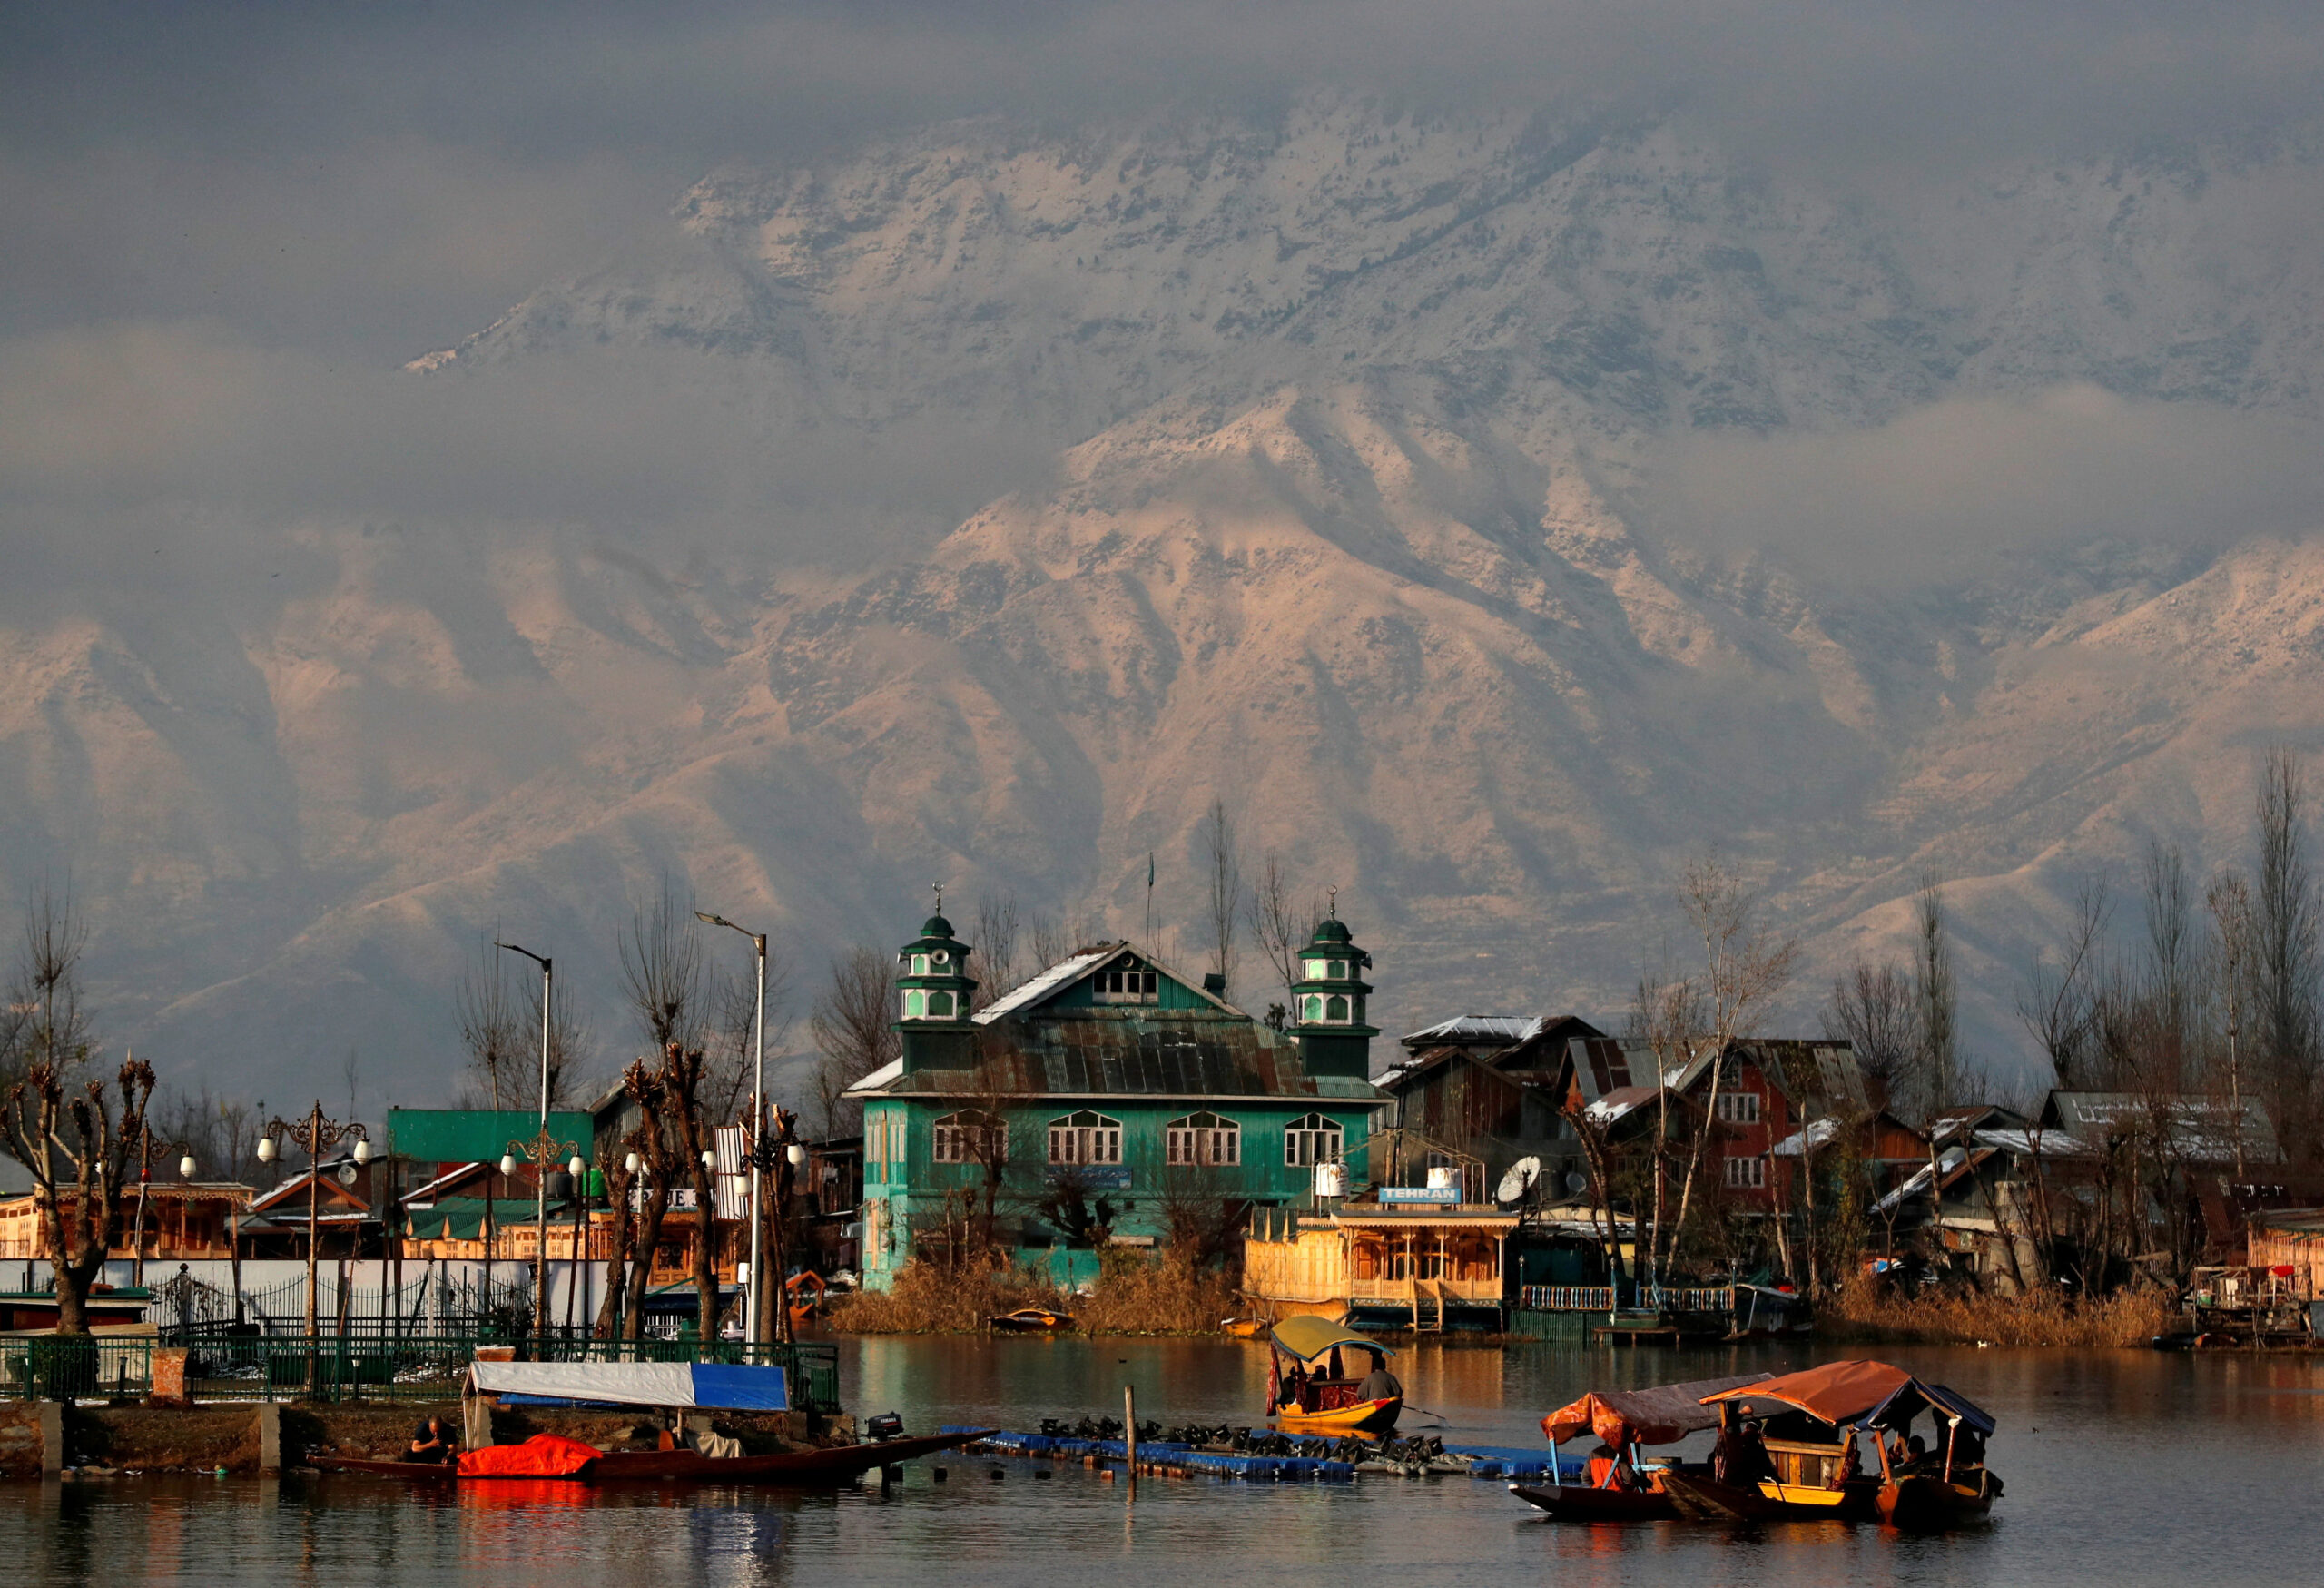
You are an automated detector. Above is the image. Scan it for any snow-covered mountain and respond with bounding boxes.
[10,97,2324,1109]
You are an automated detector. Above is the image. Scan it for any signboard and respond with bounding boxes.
[1379,1185,1460,1205]
[1046,1165,1132,1190]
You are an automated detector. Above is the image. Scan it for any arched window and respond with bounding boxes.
[1047,1110,1123,1165]
[1301,994,1325,1022]
[1324,994,1349,1021]
[1304,956,1333,981]
[932,1110,1006,1166]
[928,990,954,1019]
[1284,1112,1344,1168]
[902,989,926,1019]
[1166,1111,1240,1167]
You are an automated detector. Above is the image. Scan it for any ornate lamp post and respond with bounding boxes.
[257,1103,371,1340]
[740,1110,803,1345]
[502,1126,578,1352]
[694,910,769,1345]
[126,1124,193,1289]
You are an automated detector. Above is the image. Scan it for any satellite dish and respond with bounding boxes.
[1565,1170,1589,1196]
[1495,1156,1542,1205]
[336,1162,359,1187]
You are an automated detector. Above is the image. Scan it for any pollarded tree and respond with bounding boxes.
[0,888,156,1335]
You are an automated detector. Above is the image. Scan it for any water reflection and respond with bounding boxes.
[5,1339,2320,1587]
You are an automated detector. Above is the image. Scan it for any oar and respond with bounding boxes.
[1398,1406,1451,1424]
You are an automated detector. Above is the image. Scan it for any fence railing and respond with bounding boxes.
[1518,1285,1618,1312]
[0,1335,840,1414]
[0,1337,153,1402]
[1515,1284,1738,1315]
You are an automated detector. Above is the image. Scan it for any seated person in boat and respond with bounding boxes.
[1356,1348,1402,1405]
[1713,1419,1772,1486]
[409,1416,458,1465]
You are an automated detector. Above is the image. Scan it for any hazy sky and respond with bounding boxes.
[5,3,2324,603]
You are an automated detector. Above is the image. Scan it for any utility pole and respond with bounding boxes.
[697,911,771,1346]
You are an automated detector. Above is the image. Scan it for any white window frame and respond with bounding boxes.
[1092,964,1159,1004]
[1166,1111,1241,1168]
[902,988,926,1019]
[1724,1155,1768,1189]
[932,1110,1005,1166]
[1284,1112,1344,1168]
[1048,1110,1123,1166]
[1716,1090,1761,1125]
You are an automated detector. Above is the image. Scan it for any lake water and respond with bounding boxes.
[7,1336,2321,1587]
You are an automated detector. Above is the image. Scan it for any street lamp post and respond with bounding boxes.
[495,942,556,1349]
[695,910,769,1346]
[258,1103,371,1346]
[126,1123,192,1289]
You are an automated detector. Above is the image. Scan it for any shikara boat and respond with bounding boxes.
[313,1428,989,1485]
[1670,1361,1910,1522]
[311,1358,991,1485]
[989,1306,1074,1333]
[786,1272,829,1330]
[1265,1317,1400,1436]
[1511,1371,1774,1522]
[1220,1317,1270,1339]
[1863,1377,2003,1530]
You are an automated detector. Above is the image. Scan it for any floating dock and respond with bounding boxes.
[939,1427,1568,1484]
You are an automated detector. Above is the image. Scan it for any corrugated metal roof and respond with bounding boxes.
[853,1008,1382,1102]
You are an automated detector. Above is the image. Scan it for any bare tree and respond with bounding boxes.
[2018,883,2110,1089]
[2253,746,2321,1156]
[810,945,900,1137]
[1628,958,1704,1292]
[1247,855,1320,1009]
[2143,840,2195,1073]
[1665,856,1799,1280]
[1201,799,1244,993]
[1823,960,1917,1108]
[612,1060,679,1340]
[972,893,1024,1007]
[620,880,708,1059]
[698,949,792,1125]
[1028,910,1072,974]
[0,886,158,1334]
[456,937,526,1110]
[1914,874,1957,1121]
[2206,869,2256,1177]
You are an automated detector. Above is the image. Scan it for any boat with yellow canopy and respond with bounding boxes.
[1265,1317,1401,1436]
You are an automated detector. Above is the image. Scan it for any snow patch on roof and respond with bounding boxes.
[1401,1014,1546,1045]
[972,945,1118,1024]
[844,1057,905,1096]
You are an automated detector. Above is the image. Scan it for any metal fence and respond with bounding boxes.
[0,1336,153,1402]
[1517,1285,1619,1312]
[0,1335,840,1414]
[1515,1284,1738,1314]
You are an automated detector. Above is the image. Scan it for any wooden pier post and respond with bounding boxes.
[1124,1385,1137,1483]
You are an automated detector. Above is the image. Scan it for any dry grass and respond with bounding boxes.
[1825,1272,2175,1348]
[827,1251,1238,1336]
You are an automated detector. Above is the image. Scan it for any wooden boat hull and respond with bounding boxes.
[312,1429,993,1486]
[1509,1482,1678,1522]
[1272,1396,1400,1436]
[1660,1471,1878,1523]
[989,1311,1073,1333]
[1221,1319,1269,1339]
[1878,1473,1997,1530]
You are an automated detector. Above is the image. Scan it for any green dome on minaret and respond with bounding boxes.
[895,887,979,1072]
[1291,898,1377,1079]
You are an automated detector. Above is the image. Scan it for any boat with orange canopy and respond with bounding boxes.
[1510,1372,1773,1521]
[1659,1360,1906,1522]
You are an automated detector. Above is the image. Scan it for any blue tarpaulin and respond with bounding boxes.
[466,1360,789,1412]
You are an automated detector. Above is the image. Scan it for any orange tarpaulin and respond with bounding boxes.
[1699,1359,1913,1427]
[1541,1374,1773,1447]
[458,1433,603,1479]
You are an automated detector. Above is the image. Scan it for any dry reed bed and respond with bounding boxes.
[1825,1274,2174,1348]
[828,1256,1239,1336]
